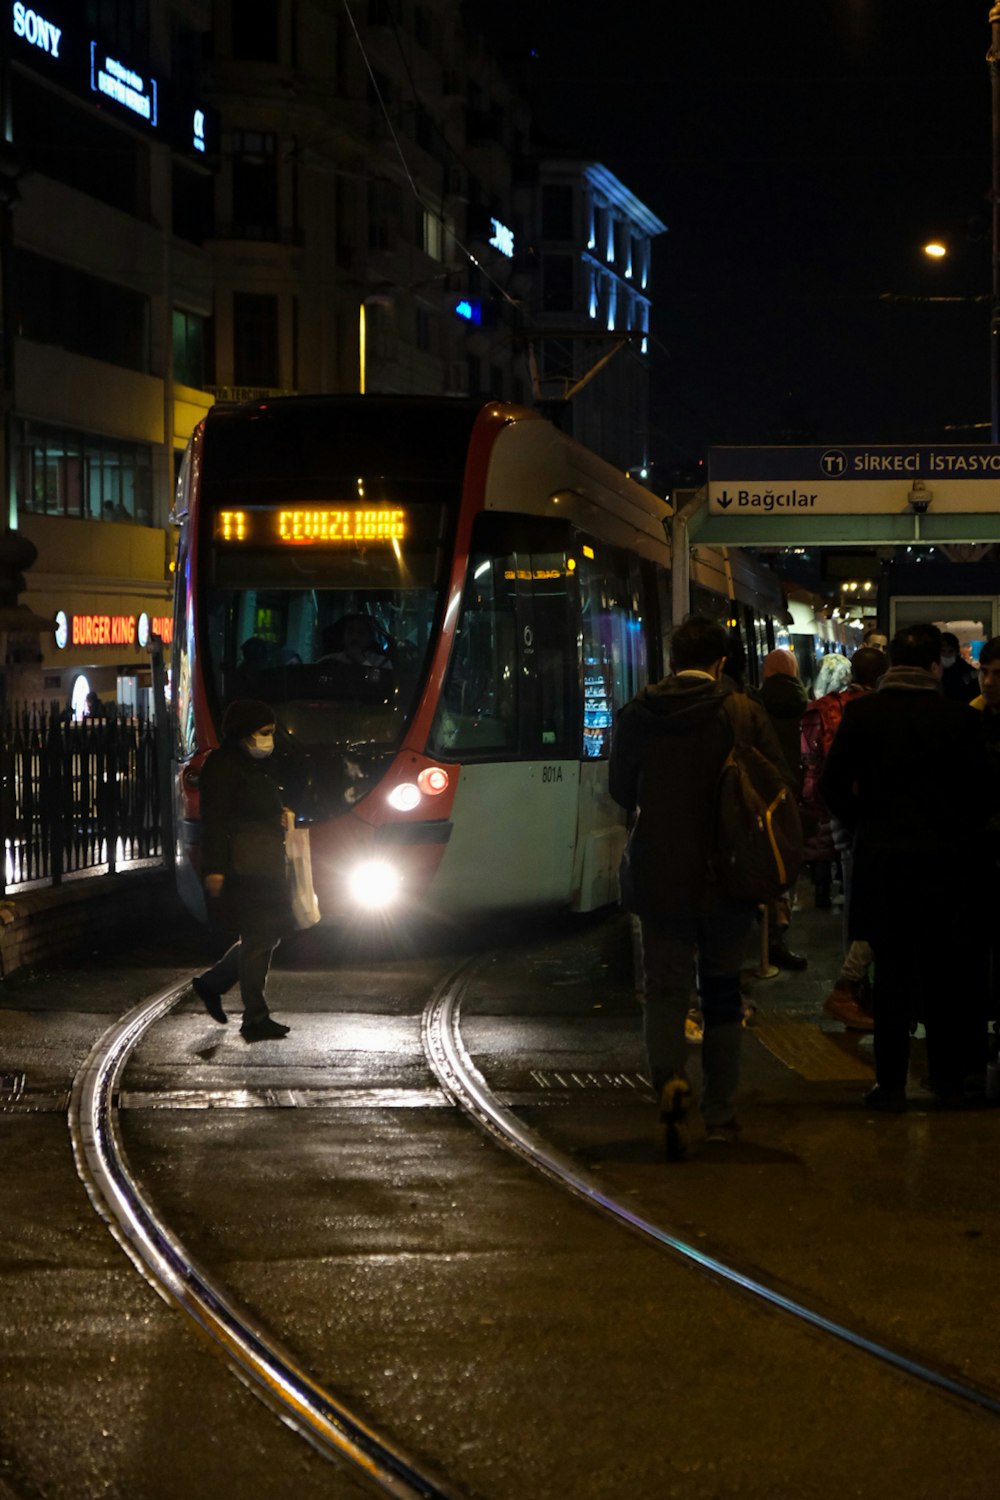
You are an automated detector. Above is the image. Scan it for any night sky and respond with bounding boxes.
[472,1,994,476]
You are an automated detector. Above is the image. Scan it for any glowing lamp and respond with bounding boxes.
[348,859,402,909]
[417,766,449,795]
[386,782,421,812]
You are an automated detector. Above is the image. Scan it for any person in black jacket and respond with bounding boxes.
[609,615,791,1158]
[191,698,293,1042]
[820,623,994,1109]
[939,631,979,704]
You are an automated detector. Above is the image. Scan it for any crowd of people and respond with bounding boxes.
[610,616,1000,1159]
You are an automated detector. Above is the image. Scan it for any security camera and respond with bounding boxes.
[907,482,932,514]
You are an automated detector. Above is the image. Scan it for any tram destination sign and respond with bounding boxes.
[215,506,407,546]
[708,445,1000,515]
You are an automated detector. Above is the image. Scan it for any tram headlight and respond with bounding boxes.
[387,781,421,812]
[348,858,402,909]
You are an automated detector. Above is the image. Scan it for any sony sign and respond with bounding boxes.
[12,4,62,57]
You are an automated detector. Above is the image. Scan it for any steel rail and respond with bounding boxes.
[422,956,1000,1422]
[69,978,467,1500]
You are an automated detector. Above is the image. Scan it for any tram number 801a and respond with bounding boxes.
[542,765,564,783]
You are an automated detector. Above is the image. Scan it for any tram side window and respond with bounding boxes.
[578,545,648,759]
[430,551,518,755]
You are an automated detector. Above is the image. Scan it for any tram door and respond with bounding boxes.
[428,522,579,911]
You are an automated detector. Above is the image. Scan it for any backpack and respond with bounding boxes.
[713,693,803,903]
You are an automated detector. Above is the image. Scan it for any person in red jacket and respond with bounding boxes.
[800,647,888,1030]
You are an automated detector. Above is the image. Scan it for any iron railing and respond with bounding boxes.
[0,705,163,892]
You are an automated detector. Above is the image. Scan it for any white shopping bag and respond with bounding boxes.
[285,824,321,929]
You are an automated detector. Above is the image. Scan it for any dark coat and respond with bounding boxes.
[941,657,979,704]
[758,672,808,793]
[199,737,293,935]
[819,667,994,941]
[609,675,790,920]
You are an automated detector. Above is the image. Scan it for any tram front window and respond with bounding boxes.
[204,584,437,744]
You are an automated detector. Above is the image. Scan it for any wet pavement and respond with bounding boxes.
[1,891,999,1498]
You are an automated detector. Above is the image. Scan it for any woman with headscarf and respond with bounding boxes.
[759,649,808,792]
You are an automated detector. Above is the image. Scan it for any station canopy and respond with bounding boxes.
[690,444,1000,546]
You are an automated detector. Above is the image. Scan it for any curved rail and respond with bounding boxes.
[422,956,1000,1421]
[69,978,466,1500]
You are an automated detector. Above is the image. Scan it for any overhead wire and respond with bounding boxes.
[340,0,519,309]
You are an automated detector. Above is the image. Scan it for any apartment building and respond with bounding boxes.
[3,0,217,711]
[1,1,665,712]
[520,155,666,478]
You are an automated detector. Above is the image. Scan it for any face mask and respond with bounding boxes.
[940,654,957,670]
[245,731,275,759]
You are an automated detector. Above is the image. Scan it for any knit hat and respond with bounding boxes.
[762,648,799,679]
[221,699,275,739]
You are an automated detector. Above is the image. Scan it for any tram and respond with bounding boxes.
[169,396,786,921]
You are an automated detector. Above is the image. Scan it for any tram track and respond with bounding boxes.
[422,954,1000,1424]
[69,975,467,1500]
[66,947,1000,1500]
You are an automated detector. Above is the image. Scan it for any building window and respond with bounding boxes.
[13,250,150,374]
[172,163,214,245]
[173,309,207,388]
[231,130,278,238]
[232,0,279,61]
[418,207,445,260]
[85,0,149,55]
[233,293,279,386]
[542,254,575,313]
[17,420,153,525]
[415,305,432,353]
[13,74,145,219]
[542,184,573,240]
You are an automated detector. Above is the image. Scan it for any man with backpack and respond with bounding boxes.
[610,615,795,1159]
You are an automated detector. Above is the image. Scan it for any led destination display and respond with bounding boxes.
[215,507,408,546]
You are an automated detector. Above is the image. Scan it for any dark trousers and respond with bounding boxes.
[869,931,986,1092]
[198,930,280,1026]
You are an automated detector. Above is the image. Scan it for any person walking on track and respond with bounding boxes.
[191,698,294,1042]
[609,615,791,1158]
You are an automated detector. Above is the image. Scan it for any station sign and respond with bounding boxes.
[9,2,219,161]
[54,610,173,649]
[709,445,1000,516]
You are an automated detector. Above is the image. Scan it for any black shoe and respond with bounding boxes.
[240,1017,290,1042]
[192,975,227,1024]
[769,941,808,971]
[862,1083,907,1113]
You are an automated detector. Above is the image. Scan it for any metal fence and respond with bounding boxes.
[0,705,163,892]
